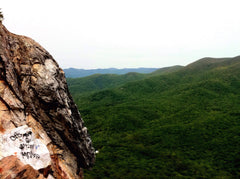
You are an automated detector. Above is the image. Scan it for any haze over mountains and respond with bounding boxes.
[64,67,160,78]
[67,55,240,178]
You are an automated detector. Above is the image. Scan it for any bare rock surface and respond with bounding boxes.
[0,23,95,178]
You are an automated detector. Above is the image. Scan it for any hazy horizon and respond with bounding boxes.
[64,66,173,70]
[2,0,240,69]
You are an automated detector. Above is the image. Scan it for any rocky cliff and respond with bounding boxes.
[0,23,95,178]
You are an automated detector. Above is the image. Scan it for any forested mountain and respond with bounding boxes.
[64,67,159,78]
[67,65,182,96]
[68,56,240,178]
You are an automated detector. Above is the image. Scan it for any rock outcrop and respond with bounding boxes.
[0,23,95,178]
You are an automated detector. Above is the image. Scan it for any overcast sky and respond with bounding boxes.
[1,0,240,69]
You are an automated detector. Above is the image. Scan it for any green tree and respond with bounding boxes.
[0,9,3,22]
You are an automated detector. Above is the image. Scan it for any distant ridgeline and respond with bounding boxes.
[64,67,159,78]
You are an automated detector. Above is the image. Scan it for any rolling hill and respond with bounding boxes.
[67,65,183,96]
[68,56,240,178]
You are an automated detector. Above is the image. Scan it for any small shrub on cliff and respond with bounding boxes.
[0,9,3,22]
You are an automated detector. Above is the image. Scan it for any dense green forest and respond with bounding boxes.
[67,56,240,178]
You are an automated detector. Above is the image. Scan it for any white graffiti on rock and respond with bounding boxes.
[0,125,51,170]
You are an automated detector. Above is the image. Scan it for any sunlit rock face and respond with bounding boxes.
[0,23,95,178]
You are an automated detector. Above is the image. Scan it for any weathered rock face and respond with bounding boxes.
[0,23,95,178]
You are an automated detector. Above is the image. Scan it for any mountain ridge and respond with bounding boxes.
[67,65,183,97]
[64,67,159,78]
